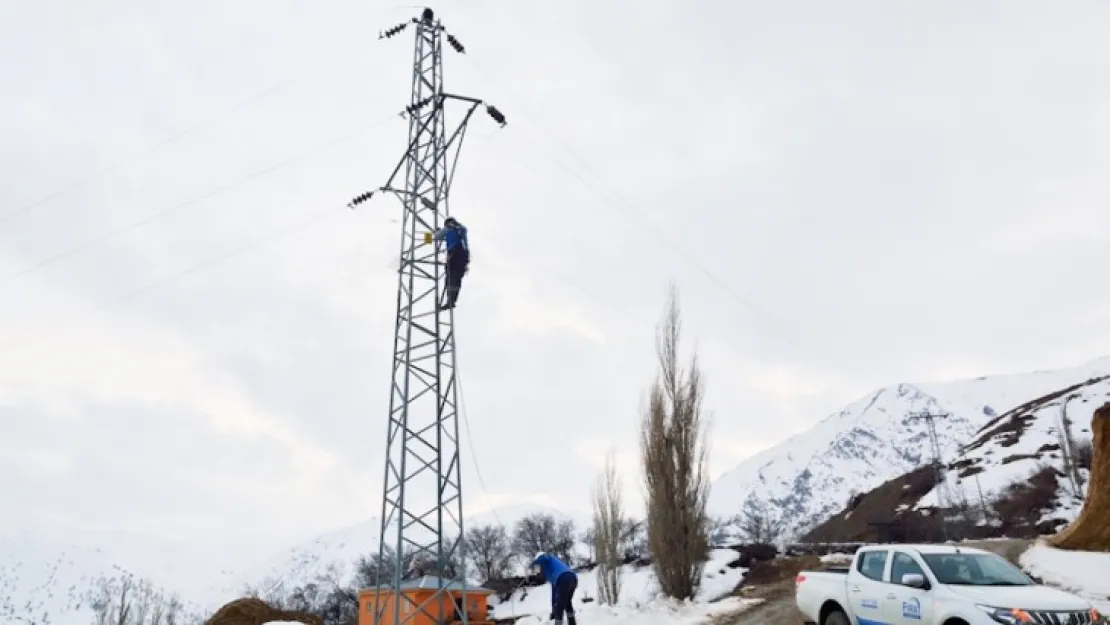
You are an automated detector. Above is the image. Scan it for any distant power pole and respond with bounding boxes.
[908,409,952,540]
[347,8,506,625]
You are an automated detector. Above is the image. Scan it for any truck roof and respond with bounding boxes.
[861,543,990,555]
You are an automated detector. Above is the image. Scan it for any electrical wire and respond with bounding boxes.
[456,365,504,531]
[0,202,345,351]
[0,112,399,286]
[460,55,788,334]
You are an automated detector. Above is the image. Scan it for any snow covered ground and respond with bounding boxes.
[1020,542,1110,613]
[491,548,749,625]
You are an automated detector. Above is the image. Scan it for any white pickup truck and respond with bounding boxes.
[795,543,1105,625]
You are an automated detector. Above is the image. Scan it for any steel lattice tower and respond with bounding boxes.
[348,8,505,625]
[908,409,952,540]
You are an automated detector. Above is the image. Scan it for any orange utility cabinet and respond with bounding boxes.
[358,576,495,625]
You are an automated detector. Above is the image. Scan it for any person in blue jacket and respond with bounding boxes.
[532,551,578,625]
[433,216,469,310]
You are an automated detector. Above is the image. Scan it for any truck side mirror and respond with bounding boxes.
[901,573,927,589]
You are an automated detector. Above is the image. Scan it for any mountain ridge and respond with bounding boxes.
[707,354,1110,541]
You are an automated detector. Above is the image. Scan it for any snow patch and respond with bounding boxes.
[491,549,746,621]
[1020,542,1110,612]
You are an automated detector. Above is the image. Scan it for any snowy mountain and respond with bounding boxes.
[708,355,1110,542]
[0,533,205,625]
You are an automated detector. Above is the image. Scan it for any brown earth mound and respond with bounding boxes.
[741,555,821,588]
[1050,401,1110,552]
[801,466,942,543]
[205,597,324,625]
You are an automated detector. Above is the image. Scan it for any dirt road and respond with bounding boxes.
[719,539,1035,625]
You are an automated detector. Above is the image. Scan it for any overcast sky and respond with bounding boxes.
[2,0,1110,578]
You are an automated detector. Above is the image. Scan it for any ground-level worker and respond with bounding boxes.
[532,551,578,625]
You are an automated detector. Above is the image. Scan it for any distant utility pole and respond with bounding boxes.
[347,8,506,625]
[908,409,952,541]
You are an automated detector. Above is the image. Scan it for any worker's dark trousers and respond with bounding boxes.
[444,248,469,308]
[551,571,578,624]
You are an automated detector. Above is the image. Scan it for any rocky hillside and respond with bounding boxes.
[803,376,1109,543]
[708,356,1110,542]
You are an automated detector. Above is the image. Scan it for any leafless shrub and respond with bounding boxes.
[592,451,624,605]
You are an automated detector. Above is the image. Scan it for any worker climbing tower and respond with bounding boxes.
[347,7,505,625]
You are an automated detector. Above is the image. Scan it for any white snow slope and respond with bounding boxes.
[491,548,749,625]
[709,356,1110,541]
[1021,542,1110,613]
[916,372,1109,528]
[0,532,205,625]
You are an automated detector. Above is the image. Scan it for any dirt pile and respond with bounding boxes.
[801,466,942,543]
[205,597,324,625]
[1049,401,1110,551]
[740,555,821,589]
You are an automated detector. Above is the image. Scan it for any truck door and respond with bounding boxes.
[851,549,890,625]
[883,551,934,625]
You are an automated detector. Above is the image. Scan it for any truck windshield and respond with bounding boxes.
[921,553,1033,586]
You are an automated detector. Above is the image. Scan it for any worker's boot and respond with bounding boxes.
[567,616,577,625]
[441,286,459,310]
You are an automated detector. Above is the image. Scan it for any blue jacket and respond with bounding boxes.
[532,553,574,601]
[434,223,468,252]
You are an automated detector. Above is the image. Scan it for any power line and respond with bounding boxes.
[456,365,507,533]
[0,30,379,225]
[0,203,344,352]
[460,56,783,332]
[0,113,399,287]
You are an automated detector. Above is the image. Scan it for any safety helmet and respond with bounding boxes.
[444,216,458,227]
[534,551,545,560]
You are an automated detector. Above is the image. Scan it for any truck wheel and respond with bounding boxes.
[823,610,850,625]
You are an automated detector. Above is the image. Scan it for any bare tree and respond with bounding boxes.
[740,501,786,544]
[464,524,515,582]
[91,582,112,625]
[114,575,133,625]
[639,286,711,600]
[149,597,165,625]
[592,450,624,605]
[581,526,597,562]
[164,596,182,625]
[619,518,648,560]
[1058,404,1083,496]
[131,579,154,625]
[512,513,576,563]
[1075,438,1094,472]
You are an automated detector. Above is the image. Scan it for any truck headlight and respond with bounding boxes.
[975,604,1033,624]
